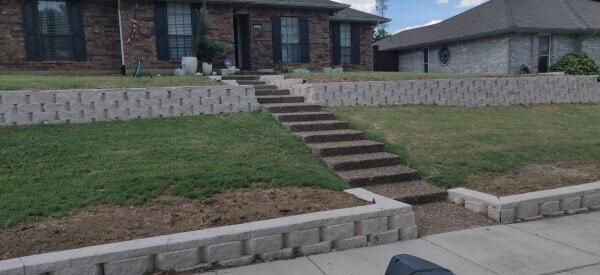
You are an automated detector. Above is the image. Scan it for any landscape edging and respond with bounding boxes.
[448,182,600,224]
[0,85,259,127]
[285,75,600,107]
[0,188,417,275]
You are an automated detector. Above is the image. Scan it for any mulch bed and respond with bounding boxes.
[465,163,600,197]
[0,188,366,260]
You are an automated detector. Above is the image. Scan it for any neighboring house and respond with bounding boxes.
[0,0,390,74]
[374,0,600,75]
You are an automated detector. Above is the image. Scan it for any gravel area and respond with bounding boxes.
[414,202,498,237]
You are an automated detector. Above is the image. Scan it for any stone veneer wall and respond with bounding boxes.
[0,189,417,275]
[0,86,259,127]
[289,76,600,107]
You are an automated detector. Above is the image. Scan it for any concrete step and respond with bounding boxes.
[221,75,260,81]
[364,181,448,205]
[322,152,401,171]
[255,89,291,96]
[336,165,420,186]
[238,81,267,85]
[253,85,279,90]
[273,112,336,123]
[294,129,365,143]
[262,103,321,113]
[308,140,384,157]
[257,95,305,104]
[283,120,350,132]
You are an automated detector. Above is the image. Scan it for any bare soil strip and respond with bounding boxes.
[465,163,600,197]
[0,188,366,260]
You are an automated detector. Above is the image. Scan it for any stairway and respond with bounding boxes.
[223,74,447,204]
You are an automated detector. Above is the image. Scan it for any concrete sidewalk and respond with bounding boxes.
[201,212,600,275]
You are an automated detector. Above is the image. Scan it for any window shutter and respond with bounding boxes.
[68,1,87,61]
[299,17,310,63]
[351,24,361,65]
[191,4,205,37]
[21,0,41,61]
[271,17,282,64]
[154,2,169,60]
[330,22,341,65]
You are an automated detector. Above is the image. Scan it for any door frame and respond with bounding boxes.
[234,13,252,70]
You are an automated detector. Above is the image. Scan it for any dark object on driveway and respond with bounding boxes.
[385,254,455,275]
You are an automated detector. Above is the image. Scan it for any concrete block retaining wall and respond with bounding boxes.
[288,76,600,107]
[0,189,417,275]
[0,86,260,127]
[448,182,600,224]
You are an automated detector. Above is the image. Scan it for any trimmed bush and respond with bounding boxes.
[550,53,599,75]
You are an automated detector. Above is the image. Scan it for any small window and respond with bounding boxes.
[37,0,72,60]
[423,48,429,73]
[340,24,352,64]
[167,3,193,59]
[538,35,551,73]
[281,17,300,63]
[439,46,451,65]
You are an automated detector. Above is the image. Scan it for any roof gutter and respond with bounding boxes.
[117,0,126,75]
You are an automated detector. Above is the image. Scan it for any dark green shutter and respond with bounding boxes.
[330,22,341,65]
[68,1,87,60]
[351,24,361,65]
[191,4,205,37]
[155,2,169,60]
[271,17,282,64]
[21,0,41,60]
[299,17,310,63]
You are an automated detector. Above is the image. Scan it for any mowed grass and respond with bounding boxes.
[286,72,476,83]
[0,112,347,227]
[330,105,600,188]
[0,75,217,91]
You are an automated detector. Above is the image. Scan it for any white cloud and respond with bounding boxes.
[458,0,488,7]
[333,0,377,13]
[394,19,442,34]
[436,0,449,4]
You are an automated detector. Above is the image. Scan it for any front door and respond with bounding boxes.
[234,14,252,70]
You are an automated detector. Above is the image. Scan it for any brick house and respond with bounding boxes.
[374,0,600,75]
[0,0,389,74]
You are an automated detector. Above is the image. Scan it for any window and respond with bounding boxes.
[281,17,300,63]
[167,3,193,59]
[538,35,551,73]
[423,48,429,73]
[340,24,352,64]
[439,46,451,65]
[37,0,72,60]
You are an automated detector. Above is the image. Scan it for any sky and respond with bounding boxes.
[334,0,489,34]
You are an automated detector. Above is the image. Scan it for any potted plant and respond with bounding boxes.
[194,36,225,75]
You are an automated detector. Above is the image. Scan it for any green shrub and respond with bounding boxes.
[193,37,225,64]
[550,53,599,75]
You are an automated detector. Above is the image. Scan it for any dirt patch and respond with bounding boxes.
[465,163,600,197]
[414,202,498,237]
[0,188,366,260]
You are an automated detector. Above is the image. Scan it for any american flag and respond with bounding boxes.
[126,3,139,45]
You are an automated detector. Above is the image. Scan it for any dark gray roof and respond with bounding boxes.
[207,0,349,10]
[376,0,600,51]
[330,8,391,23]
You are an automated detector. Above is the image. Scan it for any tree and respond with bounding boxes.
[373,28,390,42]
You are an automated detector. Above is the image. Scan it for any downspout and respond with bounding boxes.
[118,0,126,75]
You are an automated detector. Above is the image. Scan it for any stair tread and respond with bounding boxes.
[363,181,447,204]
[308,140,382,150]
[262,103,320,107]
[323,152,399,164]
[283,120,347,126]
[294,129,363,137]
[274,111,331,117]
[336,165,418,179]
[257,95,304,99]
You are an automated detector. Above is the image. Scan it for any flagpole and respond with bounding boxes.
[118,0,126,75]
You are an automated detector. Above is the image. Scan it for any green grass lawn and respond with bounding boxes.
[0,112,347,227]
[330,105,600,188]
[0,75,217,91]
[286,72,477,83]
